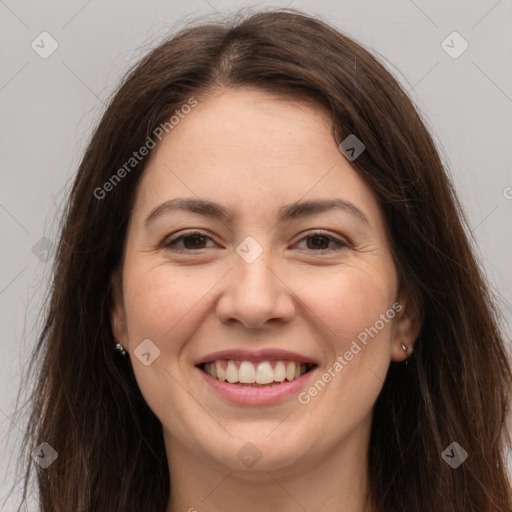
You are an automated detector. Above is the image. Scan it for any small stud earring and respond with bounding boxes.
[114,341,127,356]
[401,343,409,364]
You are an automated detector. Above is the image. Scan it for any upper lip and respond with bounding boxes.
[194,348,318,366]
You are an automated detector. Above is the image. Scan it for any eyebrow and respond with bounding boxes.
[144,197,370,227]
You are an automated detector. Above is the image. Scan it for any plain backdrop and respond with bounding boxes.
[1,1,511,509]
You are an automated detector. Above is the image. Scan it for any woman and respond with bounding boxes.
[10,8,512,512]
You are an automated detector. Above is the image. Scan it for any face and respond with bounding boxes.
[111,88,419,477]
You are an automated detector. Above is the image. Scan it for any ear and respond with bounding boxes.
[391,284,422,362]
[110,268,128,347]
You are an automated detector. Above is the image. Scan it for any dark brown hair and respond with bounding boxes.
[7,7,512,511]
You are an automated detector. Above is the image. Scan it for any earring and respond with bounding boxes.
[401,343,409,365]
[114,341,127,356]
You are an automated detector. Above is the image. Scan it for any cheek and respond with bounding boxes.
[121,264,208,436]
[300,266,396,351]
[294,270,397,438]
[122,263,197,345]
[122,254,397,355]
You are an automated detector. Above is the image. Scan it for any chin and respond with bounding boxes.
[198,426,313,475]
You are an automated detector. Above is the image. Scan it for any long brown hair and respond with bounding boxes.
[7,8,512,511]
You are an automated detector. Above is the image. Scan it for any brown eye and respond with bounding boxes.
[162,230,348,254]
[306,235,331,250]
[163,232,214,251]
[295,232,348,252]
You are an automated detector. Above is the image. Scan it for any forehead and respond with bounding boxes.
[131,88,384,230]
[162,88,334,162]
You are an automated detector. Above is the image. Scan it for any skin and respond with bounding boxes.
[111,87,421,512]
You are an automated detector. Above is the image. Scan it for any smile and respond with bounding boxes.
[200,359,315,386]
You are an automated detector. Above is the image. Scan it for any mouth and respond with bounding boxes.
[197,360,317,387]
[194,349,319,404]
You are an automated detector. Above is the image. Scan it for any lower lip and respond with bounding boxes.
[197,366,317,405]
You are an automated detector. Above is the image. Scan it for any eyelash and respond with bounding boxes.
[162,230,349,253]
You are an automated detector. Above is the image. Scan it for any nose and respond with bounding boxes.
[216,248,296,329]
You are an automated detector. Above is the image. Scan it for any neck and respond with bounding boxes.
[164,417,374,512]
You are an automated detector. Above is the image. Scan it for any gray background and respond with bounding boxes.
[1,1,511,509]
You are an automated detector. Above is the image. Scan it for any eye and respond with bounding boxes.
[162,231,215,251]
[293,231,348,252]
[162,230,348,253]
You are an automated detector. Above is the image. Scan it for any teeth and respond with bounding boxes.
[203,360,311,385]
[274,361,286,382]
[226,360,238,383]
[256,362,274,384]
[215,360,225,381]
[285,362,296,381]
[239,361,256,383]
